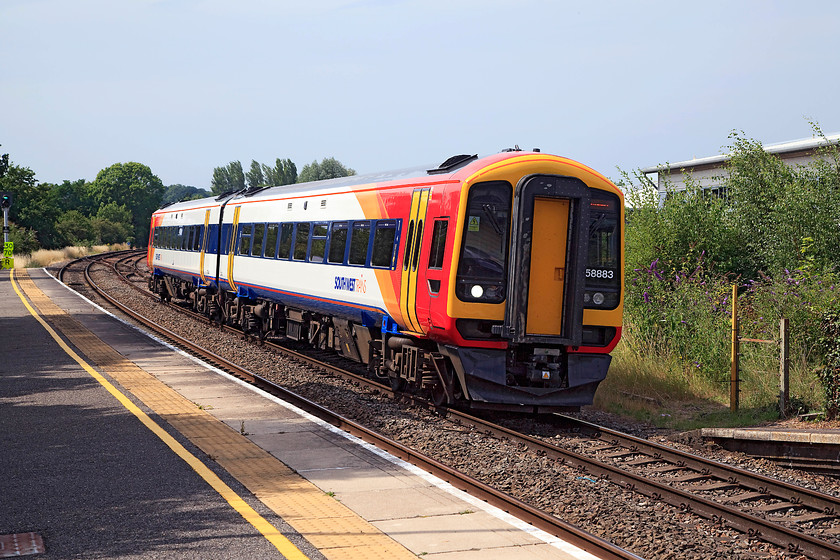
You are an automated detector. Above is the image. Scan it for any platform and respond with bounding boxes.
[1,266,599,560]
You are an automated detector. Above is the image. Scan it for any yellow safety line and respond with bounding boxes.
[9,269,309,560]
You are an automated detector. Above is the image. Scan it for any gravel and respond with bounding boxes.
[68,258,837,560]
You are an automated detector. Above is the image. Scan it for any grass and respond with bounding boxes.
[13,243,130,268]
[595,334,824,430]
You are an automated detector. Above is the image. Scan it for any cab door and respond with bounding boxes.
[525,198,570,335]
[503,175,590,345]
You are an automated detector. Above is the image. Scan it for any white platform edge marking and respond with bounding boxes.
[43,267,601,559]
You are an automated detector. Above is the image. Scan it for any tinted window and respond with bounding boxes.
[411,220,423,271]
[293,223,310,261]
[403,221,415,270]
[251,223,265,256]
[455,181,512,303]
[278,223,293,259]
[428,220,448,269]
[348,221,370,265]
[193,225,202,251]
[328,222,348,264]
[264,224,279,258]
[310,223,328,263]
[371,221,397,268]
[238,224,252,255]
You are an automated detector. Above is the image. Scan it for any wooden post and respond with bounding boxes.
[779,318,790,417]
[730,284,739,413]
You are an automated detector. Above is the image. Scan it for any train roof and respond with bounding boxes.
[154,149,611,214]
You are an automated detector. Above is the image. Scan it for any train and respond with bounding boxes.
[147,149,624,413]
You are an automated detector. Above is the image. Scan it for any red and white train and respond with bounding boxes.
[148,149,624,412]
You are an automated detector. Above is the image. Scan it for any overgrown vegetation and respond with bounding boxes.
[607,124,840,426]
[14,244,130,268]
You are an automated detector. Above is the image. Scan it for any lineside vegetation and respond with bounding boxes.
[603,125,840,426]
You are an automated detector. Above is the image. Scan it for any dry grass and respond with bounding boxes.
[595,334,823,429]
[13,244,130,268]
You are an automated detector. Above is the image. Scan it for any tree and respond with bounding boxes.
[88,162,164,247]
[211,161,245,195]
[262,158,297,186]
[0,161,61,249]
[297,157,355,183]
[0,145,9,179]
[55,210,94,246]
[246,160,265,189]
[52,179,96,215]
[162,184,210,205]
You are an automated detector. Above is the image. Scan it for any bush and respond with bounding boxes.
[815,312,840,420]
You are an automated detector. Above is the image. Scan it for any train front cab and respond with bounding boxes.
[440,158,623,412]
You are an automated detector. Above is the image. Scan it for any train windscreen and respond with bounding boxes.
[584,194,620,309]
[455,181,512,303]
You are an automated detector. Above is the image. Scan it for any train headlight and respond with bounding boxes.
[470,285,484,299]
[592,292,605,306]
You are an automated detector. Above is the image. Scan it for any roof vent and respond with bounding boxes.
[427,154,478,175]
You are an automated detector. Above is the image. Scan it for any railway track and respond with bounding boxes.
[57,250,840,560]
[58,251,641,560]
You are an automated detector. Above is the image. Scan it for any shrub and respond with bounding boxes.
[815,312,840,420]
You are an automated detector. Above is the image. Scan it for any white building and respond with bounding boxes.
[641,133,840,201]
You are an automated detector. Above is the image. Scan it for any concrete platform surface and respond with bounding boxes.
[5,267,601,560]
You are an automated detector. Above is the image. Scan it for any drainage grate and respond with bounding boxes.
[0,533,45,558]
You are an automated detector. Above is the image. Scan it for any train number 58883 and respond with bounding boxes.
[585,268,614,279]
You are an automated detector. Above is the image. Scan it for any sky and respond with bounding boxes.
[2,0,839,190]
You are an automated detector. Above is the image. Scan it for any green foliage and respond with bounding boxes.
[725,129,840,276]
[298,157,355,183]
[815,312,840,420]
[246,160,265,189]
[7,222,40,254]
[621,125,840,415]
[262,158,297,186]
[162,184,210,205]
[92,202,133,244]
[89,162,164,246]
[211,161,245,195]
[55,210,94,246]
[0,163,64,249]
[53,179,96,215]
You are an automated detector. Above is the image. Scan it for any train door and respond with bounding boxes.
[199,209,211,285]
[526,198,570,335]
[503,175,591,345]
[399,188,430,334]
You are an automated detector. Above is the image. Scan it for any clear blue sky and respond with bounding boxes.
[3,0,839,189]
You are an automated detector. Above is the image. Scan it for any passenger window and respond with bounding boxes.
[185,227,194,251]
[278,223,293,259]
[264,224,279,258]
[309,223,328,263]
[239,224,252,255]
[328,222,348,264]
[293,223,310,261]
[348,221,370,265]
[428,220,448,269]
[251,223,265,257]
[371,220,397,268]
[195,225,203,251]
